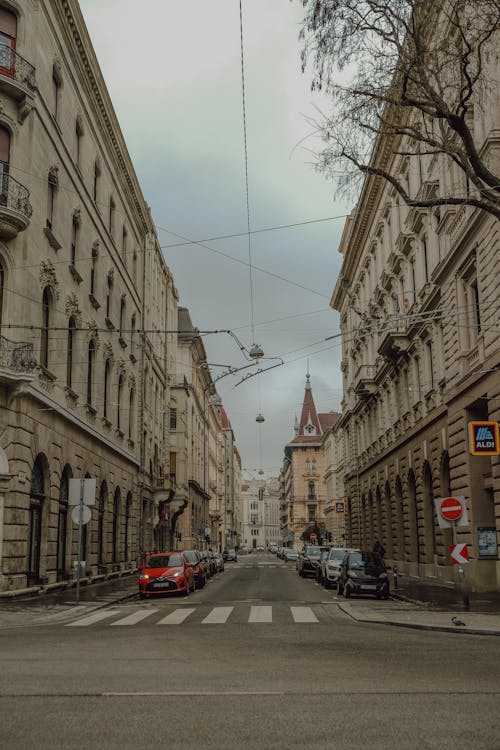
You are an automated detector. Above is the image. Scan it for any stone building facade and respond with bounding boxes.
[0,0,173,594]
[332,56,500,589]
[241,477,280,550]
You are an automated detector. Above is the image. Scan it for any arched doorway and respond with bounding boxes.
[407,469,420,564]
[112,488,120,566]
[28,455,48,586]
[422,461,437,563]
[395,476,405,559]
[57,466,72,581]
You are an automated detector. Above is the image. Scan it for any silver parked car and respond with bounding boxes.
[319,547,351,588]
[283,548,299,562]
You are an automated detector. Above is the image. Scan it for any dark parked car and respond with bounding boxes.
[198,550,213,578]
[182,549,206,589]
[297,544,329,578]
[337,550,389,599]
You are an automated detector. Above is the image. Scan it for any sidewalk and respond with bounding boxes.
[337,575,500,636]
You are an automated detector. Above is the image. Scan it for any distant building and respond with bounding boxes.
[281,374,340,548]
[241,478,280,550]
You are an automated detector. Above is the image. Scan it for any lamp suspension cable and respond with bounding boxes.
[239,0,256,346]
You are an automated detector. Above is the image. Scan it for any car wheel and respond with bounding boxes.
[139,592,146,599]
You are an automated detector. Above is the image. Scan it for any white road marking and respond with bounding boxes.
[110,609,158,626]
[290,606,318,623]
[249,606,272,623]
[66,609,120,627]
[157,608,196,625]
[202,606,233,624]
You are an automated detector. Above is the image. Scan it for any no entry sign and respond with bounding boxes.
[440,497,463,522]
[434,496,468,528]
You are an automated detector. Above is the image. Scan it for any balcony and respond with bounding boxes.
[353,364,377,399]
[0,47,36,122]
[0,335,36,387]
[378,319,409,362]
[0,172,33,238]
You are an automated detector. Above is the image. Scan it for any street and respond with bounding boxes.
[0,552,499,750]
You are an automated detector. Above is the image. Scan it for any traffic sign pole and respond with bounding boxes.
[450,521,470,611]
[76,479,84,604]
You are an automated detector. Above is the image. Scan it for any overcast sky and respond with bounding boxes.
[79,0,350,478]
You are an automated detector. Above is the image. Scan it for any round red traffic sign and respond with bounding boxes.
[440,497,463,522]
[310,533,317,539]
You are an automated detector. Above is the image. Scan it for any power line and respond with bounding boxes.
[157,213,349,248]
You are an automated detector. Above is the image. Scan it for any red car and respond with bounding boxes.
[138,552,195,598]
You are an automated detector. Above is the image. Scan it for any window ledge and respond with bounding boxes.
[85,403,97,416]
[89,293,100,310]
[102,417,112,428]
[116,429,124,439]
[105,317,115,330]
[119,336,127,349]
[129,353,137,364]
[39,365,57,382]
[44,226,61,251]
[69,263,83,284]
[64,385,78,402]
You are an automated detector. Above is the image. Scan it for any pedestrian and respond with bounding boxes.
[373,540,385,559]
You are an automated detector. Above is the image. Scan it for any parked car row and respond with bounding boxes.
[271,544,390,599]
[138,549,225,598]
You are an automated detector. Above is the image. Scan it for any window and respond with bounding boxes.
[308,504,316,522]
[47,170,57,230]
[122,226,127,256]
[459,257,481,351]
[117,374,124,430]
[40,287,50,369]
[93,161,100,203]
[413,355,421,402]
[51,64,61,121]
[28,455,45,585]
[66,316,76,388]
[103,359,111,420]
[119,296,125,338]
[87,339,96,405]
[308,480,315,500]
[57,469,70,581]
[169,452,177,484]
[90,243,98,297]
[75,117,83,167]
[0,126,10,205]
[132,251,137,285]
[98,482,107,566]
[128,389,135,441]
[170,408,177,429]
[112,489,120,563]
[0,8,16,76]
[426,341,434,391]
[0,261,4,328]
[130,314,136,358]
[106,272,113,319]
[109,197,115,236]
[70,215,78,265]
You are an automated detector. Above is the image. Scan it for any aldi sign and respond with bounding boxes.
[469,421,500,455]
[335,502,345,514]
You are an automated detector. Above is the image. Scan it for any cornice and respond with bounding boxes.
[57,1,152,235]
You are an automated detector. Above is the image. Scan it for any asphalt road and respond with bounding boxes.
[1,552,499,750]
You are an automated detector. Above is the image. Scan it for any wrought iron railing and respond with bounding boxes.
[0,336,36,372]
[0,46,36,90]
[0,171,32,219]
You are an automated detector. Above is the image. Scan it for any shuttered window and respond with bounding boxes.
[0,8,16,39]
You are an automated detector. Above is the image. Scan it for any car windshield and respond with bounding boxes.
[182,551,198,563]
[305,547,321,557]
[348,552,384,570]
[148,554,182,568]
[329,549,345,561]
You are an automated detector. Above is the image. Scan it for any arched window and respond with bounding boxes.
[106,272,113,319]
[66,316,76,388]
[57,467,71,581]
[87,339,95,406]
[117,374,124,430]
[308,480,315,500]
[422,461,437,562]
[119,295,125,337]
[97,481,107,566]
[103,359,111,419]
[90,243,98,296]
[40,287,51,369]
[28,455,46,586]
[112,488,120,564]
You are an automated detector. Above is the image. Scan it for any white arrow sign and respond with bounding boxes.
[450,543,469,565]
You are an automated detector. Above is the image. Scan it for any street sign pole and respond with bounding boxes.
[76,479,84,604]
[451,521,470,611]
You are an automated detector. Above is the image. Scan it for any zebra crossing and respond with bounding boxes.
[64,603,326,628]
